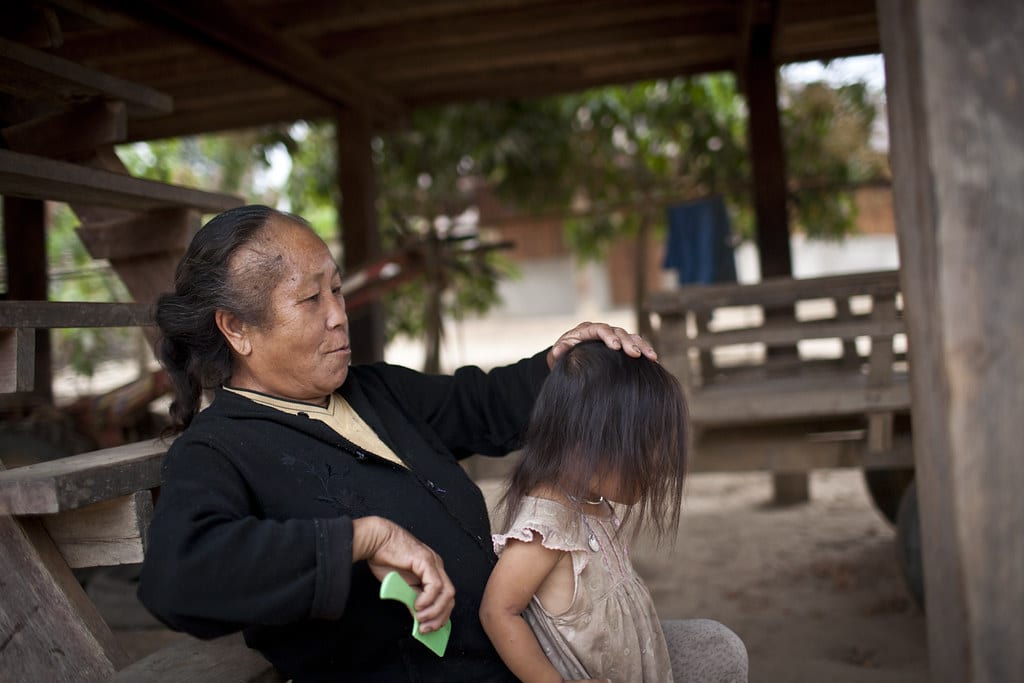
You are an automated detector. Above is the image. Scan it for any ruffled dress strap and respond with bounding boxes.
[492,496,593,574]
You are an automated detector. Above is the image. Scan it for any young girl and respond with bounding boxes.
[480,340,688,683]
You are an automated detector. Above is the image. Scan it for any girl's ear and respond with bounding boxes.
[215,309,252,356]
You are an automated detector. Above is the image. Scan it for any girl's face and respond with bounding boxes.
[591,469,640,505]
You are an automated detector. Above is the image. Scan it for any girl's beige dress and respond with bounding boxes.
[493,496,673,682]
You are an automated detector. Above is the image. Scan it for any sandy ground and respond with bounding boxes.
[473,467,928,683]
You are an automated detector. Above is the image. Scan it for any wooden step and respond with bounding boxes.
[0,438,171,515]
[0,37,172,118]
[110,633,286,683]
[0,149,243,213]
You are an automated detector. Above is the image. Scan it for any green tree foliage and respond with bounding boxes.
[284,112,519,364]
[362,73,883,336]
[782,81,888,238]
[45,204,131,376]
[35,69,885,375]
[474,74,887,253]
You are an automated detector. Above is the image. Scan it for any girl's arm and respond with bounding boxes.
[480,537,607,683]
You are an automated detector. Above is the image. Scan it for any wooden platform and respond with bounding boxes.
[647,270,911,473]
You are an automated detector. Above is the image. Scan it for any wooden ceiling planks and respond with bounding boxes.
[91,0,405,120]
[2,0,881,140]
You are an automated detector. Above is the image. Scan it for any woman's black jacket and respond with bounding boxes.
[138,352,550,682]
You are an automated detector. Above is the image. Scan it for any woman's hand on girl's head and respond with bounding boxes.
[547,321,657,368]
[352,516,455,633]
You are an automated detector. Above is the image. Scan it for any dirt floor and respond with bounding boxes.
[476,466,930,683]
[634,469,928,683]
[488,468,929,683]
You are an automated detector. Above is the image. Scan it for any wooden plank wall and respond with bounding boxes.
[879,0,1024,680]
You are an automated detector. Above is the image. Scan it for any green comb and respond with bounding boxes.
[378,571,452,657]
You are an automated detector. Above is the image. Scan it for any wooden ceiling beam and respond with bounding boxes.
[125,97,331,142]
[338,18,734,83]
[313,0,730,58]
[0,36,171,117]
[258,0,559,36]
[51,26,190,65]
[735,0,779,93]
[91,0,404,122]
[87,57,276,95]
[782,0,876,24]
[777,41,880,67]
[395,50,737,106]
[778,16,878,59]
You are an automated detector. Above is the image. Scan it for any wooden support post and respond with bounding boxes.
[743,6,792,280]
[336,108,385,364]
[77,206,196,351]
[654,312,691,388]
[2,455,128,680]
[2,196,51,401]
[76,207,200,261]
[0,514,128,681]
[879,1,1024,680]
[866,295,897,454]
[741,1,805,504]
[0,327,34,392]
[693,310,714,386]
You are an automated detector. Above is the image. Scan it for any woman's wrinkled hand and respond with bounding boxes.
[352,516,455,633]
[547,321,657,368]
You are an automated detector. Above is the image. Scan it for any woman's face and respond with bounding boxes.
[227,219,351,403]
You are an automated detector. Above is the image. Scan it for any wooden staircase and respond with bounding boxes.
[0,35,243,393]
[0,36,256,682]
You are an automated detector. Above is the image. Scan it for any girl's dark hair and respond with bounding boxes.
[156,204,311,431]
[499,340,688,539]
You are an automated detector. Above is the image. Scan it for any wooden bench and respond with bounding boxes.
[0,439,286,682]
[646,269,914,474]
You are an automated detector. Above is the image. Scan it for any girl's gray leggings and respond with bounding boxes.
[662,619,749,683]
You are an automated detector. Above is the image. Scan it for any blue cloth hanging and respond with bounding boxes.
[663,196,737,285]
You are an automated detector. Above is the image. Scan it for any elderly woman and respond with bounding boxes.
[138,205,655,678]
[140,205,748,682]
